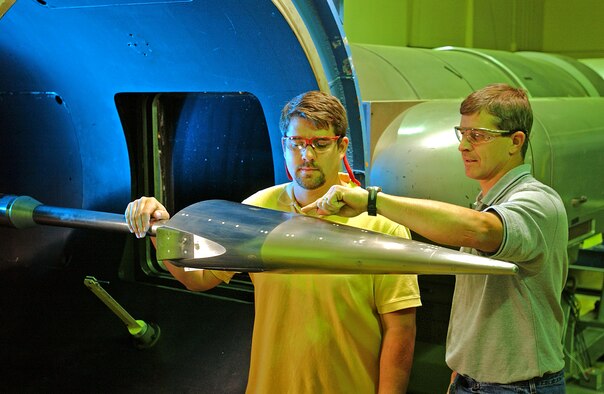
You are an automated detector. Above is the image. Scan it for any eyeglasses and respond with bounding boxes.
[282,136,341,153]
[454,126,514,145]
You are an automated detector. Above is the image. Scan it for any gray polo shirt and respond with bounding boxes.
[446,164,568,383]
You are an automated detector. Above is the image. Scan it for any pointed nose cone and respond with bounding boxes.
[156,200,518,276]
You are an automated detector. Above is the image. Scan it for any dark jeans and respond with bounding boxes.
[449,370,565,393]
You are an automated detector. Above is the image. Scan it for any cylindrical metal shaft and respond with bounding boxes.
[33,205,131,233]
[0,194,159,234]
[83,276,141,330]
[83,276,160,349]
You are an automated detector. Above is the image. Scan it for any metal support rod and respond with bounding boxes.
[83,276,160,349]
[83,276,143,332]
[0,194,161,234]
[35,205,131,233]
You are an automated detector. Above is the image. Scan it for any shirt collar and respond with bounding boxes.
[279,172,358,215]
[476,164,532,208]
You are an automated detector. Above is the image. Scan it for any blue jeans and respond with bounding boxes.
[449,370,565,393]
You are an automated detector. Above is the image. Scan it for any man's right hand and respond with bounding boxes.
[301,185,369,217]
[125,196,170,238]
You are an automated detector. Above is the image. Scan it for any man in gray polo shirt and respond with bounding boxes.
[304,83,568,393]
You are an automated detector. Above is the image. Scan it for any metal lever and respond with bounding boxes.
[83,276,160,349]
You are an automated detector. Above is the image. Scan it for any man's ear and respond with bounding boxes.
[510,131,525,154]
[338,136,349,158]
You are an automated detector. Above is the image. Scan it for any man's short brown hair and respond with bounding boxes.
[279,91,348,137]
[461,83,533,156]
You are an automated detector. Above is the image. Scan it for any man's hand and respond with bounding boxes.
[301,185,369,217]
[124,196,170,238]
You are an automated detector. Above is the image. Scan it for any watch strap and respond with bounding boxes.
[366,186,382,216]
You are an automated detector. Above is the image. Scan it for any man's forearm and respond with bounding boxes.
[151,236,222,291]
[376,193,502,252]
[162,260,222,291]
[378,331,414,393]
[378,309,416,393]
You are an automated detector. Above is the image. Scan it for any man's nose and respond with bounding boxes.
[458,137,472,152]
[301,144,317,158]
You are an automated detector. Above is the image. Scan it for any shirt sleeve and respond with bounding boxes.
[486,185,566,266]
[375,274,422,314]
[210,270,237,284]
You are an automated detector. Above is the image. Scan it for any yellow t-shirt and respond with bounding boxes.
[212,177,421,393]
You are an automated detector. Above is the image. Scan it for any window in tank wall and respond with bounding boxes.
[116,91,271,303]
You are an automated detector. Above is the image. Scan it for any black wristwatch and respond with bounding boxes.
[366,186,382,216]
